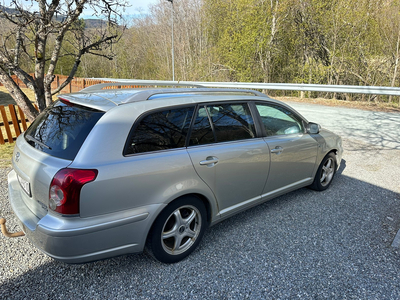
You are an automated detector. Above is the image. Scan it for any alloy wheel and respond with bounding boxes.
[161,205,202,256]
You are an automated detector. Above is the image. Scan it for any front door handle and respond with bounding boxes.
[199,156,219,167]
[271,146,283,155]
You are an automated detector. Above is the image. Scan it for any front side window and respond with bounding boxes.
[126,106,194,154]
[190,103,256,146]
[256,103,303,136]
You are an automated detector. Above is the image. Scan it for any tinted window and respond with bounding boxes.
[189,106,215,146]
[25,101,104,160]
[190,103,256,146]
[256,104,303,136]
[126,107,194,154]
[210,103,256,142]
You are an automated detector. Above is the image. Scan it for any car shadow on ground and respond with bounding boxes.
[1,167,400,299]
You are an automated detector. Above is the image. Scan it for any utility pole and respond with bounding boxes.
[166,0,175,81]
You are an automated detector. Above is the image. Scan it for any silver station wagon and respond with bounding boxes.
[8,85,343,263]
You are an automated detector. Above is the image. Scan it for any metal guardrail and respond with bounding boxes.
[87,79,400,96]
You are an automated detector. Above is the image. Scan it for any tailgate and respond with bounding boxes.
[11,136,72,219]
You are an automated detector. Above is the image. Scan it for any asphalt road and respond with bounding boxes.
[288,101,400,150]
[1,102,400,299]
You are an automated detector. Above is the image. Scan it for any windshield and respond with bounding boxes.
[25,100,104,160]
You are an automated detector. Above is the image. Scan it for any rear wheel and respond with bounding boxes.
[146,196,207,263]
[310,152,337,191]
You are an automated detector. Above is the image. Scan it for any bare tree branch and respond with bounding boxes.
[0,0,126,116]
[51,34,118,95]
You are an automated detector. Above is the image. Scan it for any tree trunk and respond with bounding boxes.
[34,31,48,111]
[44,74,55,106]
[0,67,38,122]
[389,29,400,103]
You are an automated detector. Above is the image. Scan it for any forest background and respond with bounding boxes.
[3,0,400,104]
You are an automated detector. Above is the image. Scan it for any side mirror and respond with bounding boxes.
[307,122,320,134]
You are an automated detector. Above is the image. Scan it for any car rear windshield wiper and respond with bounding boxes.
[25,134,52,150]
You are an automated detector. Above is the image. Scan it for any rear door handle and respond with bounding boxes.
[199,156,219,167]
[271,146,283,155]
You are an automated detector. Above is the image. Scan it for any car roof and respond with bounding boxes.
[56,85,307,121]
[58,86,269,111]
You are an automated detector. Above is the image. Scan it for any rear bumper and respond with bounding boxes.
[8,170,163,263]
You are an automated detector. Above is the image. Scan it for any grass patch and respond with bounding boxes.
[0,86,36,144]
[0,86,58,105]
[0,86,36,106]
[0,143,14,168]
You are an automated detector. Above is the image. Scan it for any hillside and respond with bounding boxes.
[0,5,107,29]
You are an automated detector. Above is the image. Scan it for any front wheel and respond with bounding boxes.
[310,152,337,191]
[146,196,207,263]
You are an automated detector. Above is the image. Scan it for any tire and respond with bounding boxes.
[146,196,207,263]
[310,152,337,191]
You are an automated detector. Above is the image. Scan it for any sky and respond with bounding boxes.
[82,0,160,18]
[119,0,160,14]
[2,0,160,18]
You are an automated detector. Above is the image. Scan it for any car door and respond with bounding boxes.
[186,102,270,218]
[254,103,318,196]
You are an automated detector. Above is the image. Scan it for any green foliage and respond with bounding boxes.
[80,0,400,103]
[204,0,285,82]
[53,19,86,76]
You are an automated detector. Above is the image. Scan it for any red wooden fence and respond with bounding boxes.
[0,75,144,144]
[0,74,114,94]
[1,74,143,93]
[0,104,35,145]
[0,75,109,144]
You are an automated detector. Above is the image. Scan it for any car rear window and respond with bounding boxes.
[25,100,104,160]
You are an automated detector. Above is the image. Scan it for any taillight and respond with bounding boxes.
[49,168,98,215]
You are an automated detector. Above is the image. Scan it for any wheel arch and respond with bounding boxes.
[316,148,339,169]
[165,193,213,225]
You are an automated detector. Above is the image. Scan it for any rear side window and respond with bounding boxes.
[25,101,104,160]
[189,107,215,146]
[125,106,195,155]
[190,103,256,146]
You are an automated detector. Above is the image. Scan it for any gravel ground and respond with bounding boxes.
[1,103,400,299]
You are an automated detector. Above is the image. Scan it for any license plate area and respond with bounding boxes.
[17,174,31,197]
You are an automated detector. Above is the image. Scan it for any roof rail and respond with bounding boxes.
[118,88,268,104]
[81,81,205,92]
